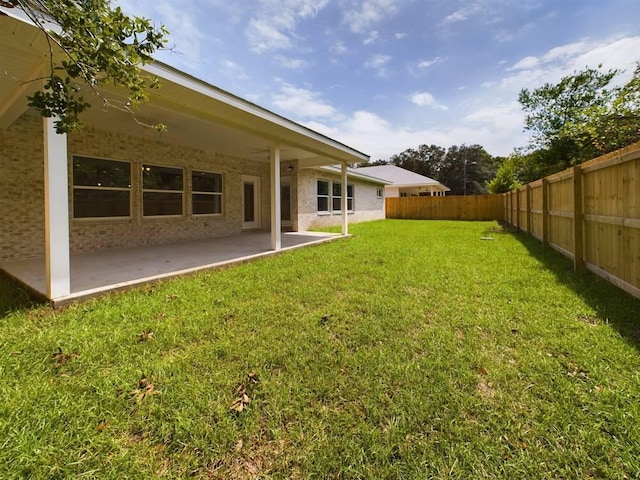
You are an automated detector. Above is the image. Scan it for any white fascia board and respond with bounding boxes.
[142,62,369,163]
[391,182,443,188]
[316,165,389,185]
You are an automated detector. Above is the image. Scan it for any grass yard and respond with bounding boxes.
[1,220,639,479]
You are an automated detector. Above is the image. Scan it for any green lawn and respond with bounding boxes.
[1,220,639,479]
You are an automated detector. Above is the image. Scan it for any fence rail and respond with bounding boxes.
[385,195,504,221]
[503,142,640,300]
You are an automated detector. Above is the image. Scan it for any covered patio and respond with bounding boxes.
[0,10,370,306]
[0,231,343,306]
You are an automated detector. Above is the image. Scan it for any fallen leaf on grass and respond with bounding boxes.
[566,362,589,379]
[130,375,158,403]
[475,366,488,376]
[576,313,600,326]
[476,382,495,399]
[247,371,258,384]
[231,390,251,413]
[230,372,259,413]
[52,347,79,369]
[136,329,154,343]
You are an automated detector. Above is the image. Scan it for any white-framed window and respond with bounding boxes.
[317,180,330,212]
[376,188,384,199]
[192,170,223,215]
[142,164,184,217]
[72,155,131,219]
[317,179,354,213]
[332,182,342,212]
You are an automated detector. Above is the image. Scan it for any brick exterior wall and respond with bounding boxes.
[296,168,386,231]
[0,110,271,262]
[0,111,384,263]
[0,111,45,261]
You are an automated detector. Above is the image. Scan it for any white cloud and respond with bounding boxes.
[364,54,392,76]
[116,0,205,72]
[305,110,518,160]
[343,0,399,34]
[363,30,380,45]
[502,36,640,92]
[408,57,444,77]
[275,55,311,69]
[395,32,407,40]
[219,59,249,80]
[331,41,348,55]
[245,0,329,53]
[246,18,294,52]
[272,84,336,118]
[441,2,483,26]
[510,55,539,71]
[417,57,443,69]
[410,92,449,110]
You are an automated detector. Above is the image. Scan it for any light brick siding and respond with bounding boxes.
[0,110,270,262]
[296,168,385,231]
[0,111,45,261]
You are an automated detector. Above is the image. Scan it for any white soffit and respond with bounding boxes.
[0,11,369,166]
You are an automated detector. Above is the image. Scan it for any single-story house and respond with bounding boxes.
[0,9,387,304]
[356,165,450,197]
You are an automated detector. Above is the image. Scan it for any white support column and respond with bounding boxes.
[270,143,282,250]
[43,116,71,299]
[341,162,348,235]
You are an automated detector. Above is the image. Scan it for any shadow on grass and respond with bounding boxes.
[0,273,43,318]
[487,223,640,351]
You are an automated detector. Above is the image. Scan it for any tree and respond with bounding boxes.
[355,159,388,167]
[2,0,168,133]
[518,64,640,168]
[383,143,497,195]
[486,156,521,194]
[389,144,445,178]
[435,144,496,195]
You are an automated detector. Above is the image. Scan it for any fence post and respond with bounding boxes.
[542,178,549,247]
[526,184,532,234]
[503,193,507,222]
[516,188,521,230]
[573,166,584,272]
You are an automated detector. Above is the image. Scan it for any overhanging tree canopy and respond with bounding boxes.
[1,0,168,133]
[518,64,640,166]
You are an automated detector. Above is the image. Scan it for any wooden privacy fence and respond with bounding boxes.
[386,194,504,221]
[503,141,640,300]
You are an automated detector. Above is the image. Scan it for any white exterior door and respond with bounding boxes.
[242,176,260,230]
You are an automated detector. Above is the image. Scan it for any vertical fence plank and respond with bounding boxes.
[516,189,521,230]
[542,178,549,247]
[573,166,584,272]
[526,185,532,234]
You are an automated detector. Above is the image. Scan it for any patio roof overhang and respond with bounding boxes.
[0,9,369,167]
[0,8,365,302]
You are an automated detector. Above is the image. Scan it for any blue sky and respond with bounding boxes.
[116,0,640,160]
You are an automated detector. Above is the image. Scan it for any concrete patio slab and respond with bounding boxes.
[0,231,345,306]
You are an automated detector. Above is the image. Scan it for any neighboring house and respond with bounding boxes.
[0,10,384,301]
[356,165,450,197]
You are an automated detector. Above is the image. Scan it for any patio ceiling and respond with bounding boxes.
[0,9,369,167]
